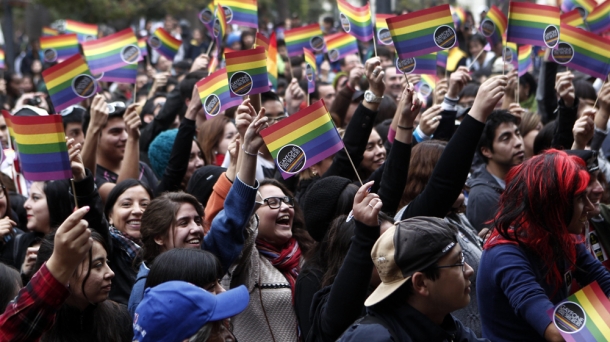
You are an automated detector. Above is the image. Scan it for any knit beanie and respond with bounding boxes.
[301,176,352,242]
[186,165,226,207]
[148,129,178,179]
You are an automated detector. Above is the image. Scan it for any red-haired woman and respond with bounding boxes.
[477,149,610,341]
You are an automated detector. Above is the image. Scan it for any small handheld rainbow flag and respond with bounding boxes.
[337,0,374,42]
[213,3,227,47]
[546,281,610,341]
[219,0,258,29]
[149,27,181,61]
[324,32,359,63]
[42,54,97,112]
[304,48,317,94]
[42,27,58,36]
[451,6,466,29]
[98,64,138,84]
[199,2,215,33]
[587,0,610,34]
[62,19,98,42]
[416,75,437,98]
[551,23,610,80]
[504,42,519,72]
[447,47,467,72]
[40,34,79,64]
[561,9,587,29]
[225,47,270,98]
[396,52,437,76]
[518,45,532,77]
[387,4,456,59]
[197,68,242,120]
[284,24,326,57]
[255,32,279,90]
[137,38,148,62]
[1,112,72,181]
[82,28,139,77]
[561,0,597,19]
[480,6,507,48]
[375,14,394,46]
[0,50,5,70]
[507,2,560,48]
[436,49,448,69]
[260,100,344,179]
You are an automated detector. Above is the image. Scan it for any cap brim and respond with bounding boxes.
[209,285,250,321]
[364,277,410,307]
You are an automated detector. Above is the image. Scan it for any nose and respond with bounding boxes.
[374,144,386,157]
[132,203,144,215]
[195,156,204,168]
[24,199,31,210]
[215,282,226,294]
[190,221,204,235]
[584,194,596,213]
[105,264,115,279]
[119,130,128,141]
[464,262,474,278]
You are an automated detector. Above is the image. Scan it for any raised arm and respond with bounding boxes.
[82,95,108,177]
[551,71,578,150]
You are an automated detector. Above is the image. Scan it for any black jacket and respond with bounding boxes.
[465,165,503,232]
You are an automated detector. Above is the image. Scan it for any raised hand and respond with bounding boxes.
[352,180,382,227]
[572,108,596,150]
[419,105,443,136]
[364,57,385,97]
[447,66,471,99]
[470,75,508,123]
[555,71,575,107]
[67,138,85,181]
[123,104,142,139]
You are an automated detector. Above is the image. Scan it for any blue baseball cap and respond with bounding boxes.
[133,281,249,342]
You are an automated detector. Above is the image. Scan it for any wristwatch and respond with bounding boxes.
[364,90,383,104]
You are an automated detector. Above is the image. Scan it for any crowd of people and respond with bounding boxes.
[0,6,609,342]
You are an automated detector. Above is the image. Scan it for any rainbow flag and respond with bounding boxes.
[436,49,448,68]
[504,42,519,72]
[225,47,270,97]
[451,6,466,28]
[447,47,467,72]
[63,19,98,42]
[304,48,316,94]
[587,0,610,34]
[199,2,215,33]
[387,4,456,59]
[396,52,437,75]
[82,28,139,77]
[0,50,5,70]
[260,100,344,179]
[42,54,96,112]
[255,32,278,90]
[375,14,394,46]
[42,27,58,36]
[219,0,258,29]
[547,281,610,342]
[480,6,507,48]
[561,0,597,18]
[416,74,437,98]
[337,0,374,42]
[324,32,359,63]
[137,38,148,62]
[214,3,227,47]
[98,64,138,84]
[518,45,532,77]
[552,23,610,80]
[197,68,242,120]
[1,112,72,181]
[149,27,181,61]
[562,9,587,29]
[284,24,326,57]
[40,34,79,64]
[507,2,560,48]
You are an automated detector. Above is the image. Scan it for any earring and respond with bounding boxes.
[312,170,317,176]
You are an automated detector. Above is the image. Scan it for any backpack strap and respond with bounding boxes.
[340,314,398,341]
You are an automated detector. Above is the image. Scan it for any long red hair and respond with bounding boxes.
[484,149,590,287]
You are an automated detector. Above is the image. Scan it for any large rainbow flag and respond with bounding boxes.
[219,0,258,29]
[42,54,97,112]
[551,23,610,80]
[81,28,139,77]
[260,100,344,179]
[225,47,270,97]
[507,2,561,48]
[284,24,326,57]
[62,19,98,42]
[561,0,597,18]
[396,52,437,75]
[40,34,79,64]
[547,281,610,341]
[337,0,374,42]
[197,68,242,120]
[324,32,359,63]
[1,112,72,181]
[375,14,394,46]
[304,48,316,94]
[149,28,181,61]
[387,4,456,59]
[587,0,610,34]
[480,6,507,48]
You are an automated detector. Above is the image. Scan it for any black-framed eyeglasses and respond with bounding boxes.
[435,252,465,272]
[257,196,294,209]
[107,101,126,114]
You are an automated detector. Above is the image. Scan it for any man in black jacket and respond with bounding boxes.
[338,217,487,342]
[466,110,523,232]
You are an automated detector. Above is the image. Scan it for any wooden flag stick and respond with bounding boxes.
[133,83,137,104]
[594,76,608,108]
[71,178,79,208]
[343,145,363,186]
[206,39,215,56]
[467,48,486,70]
